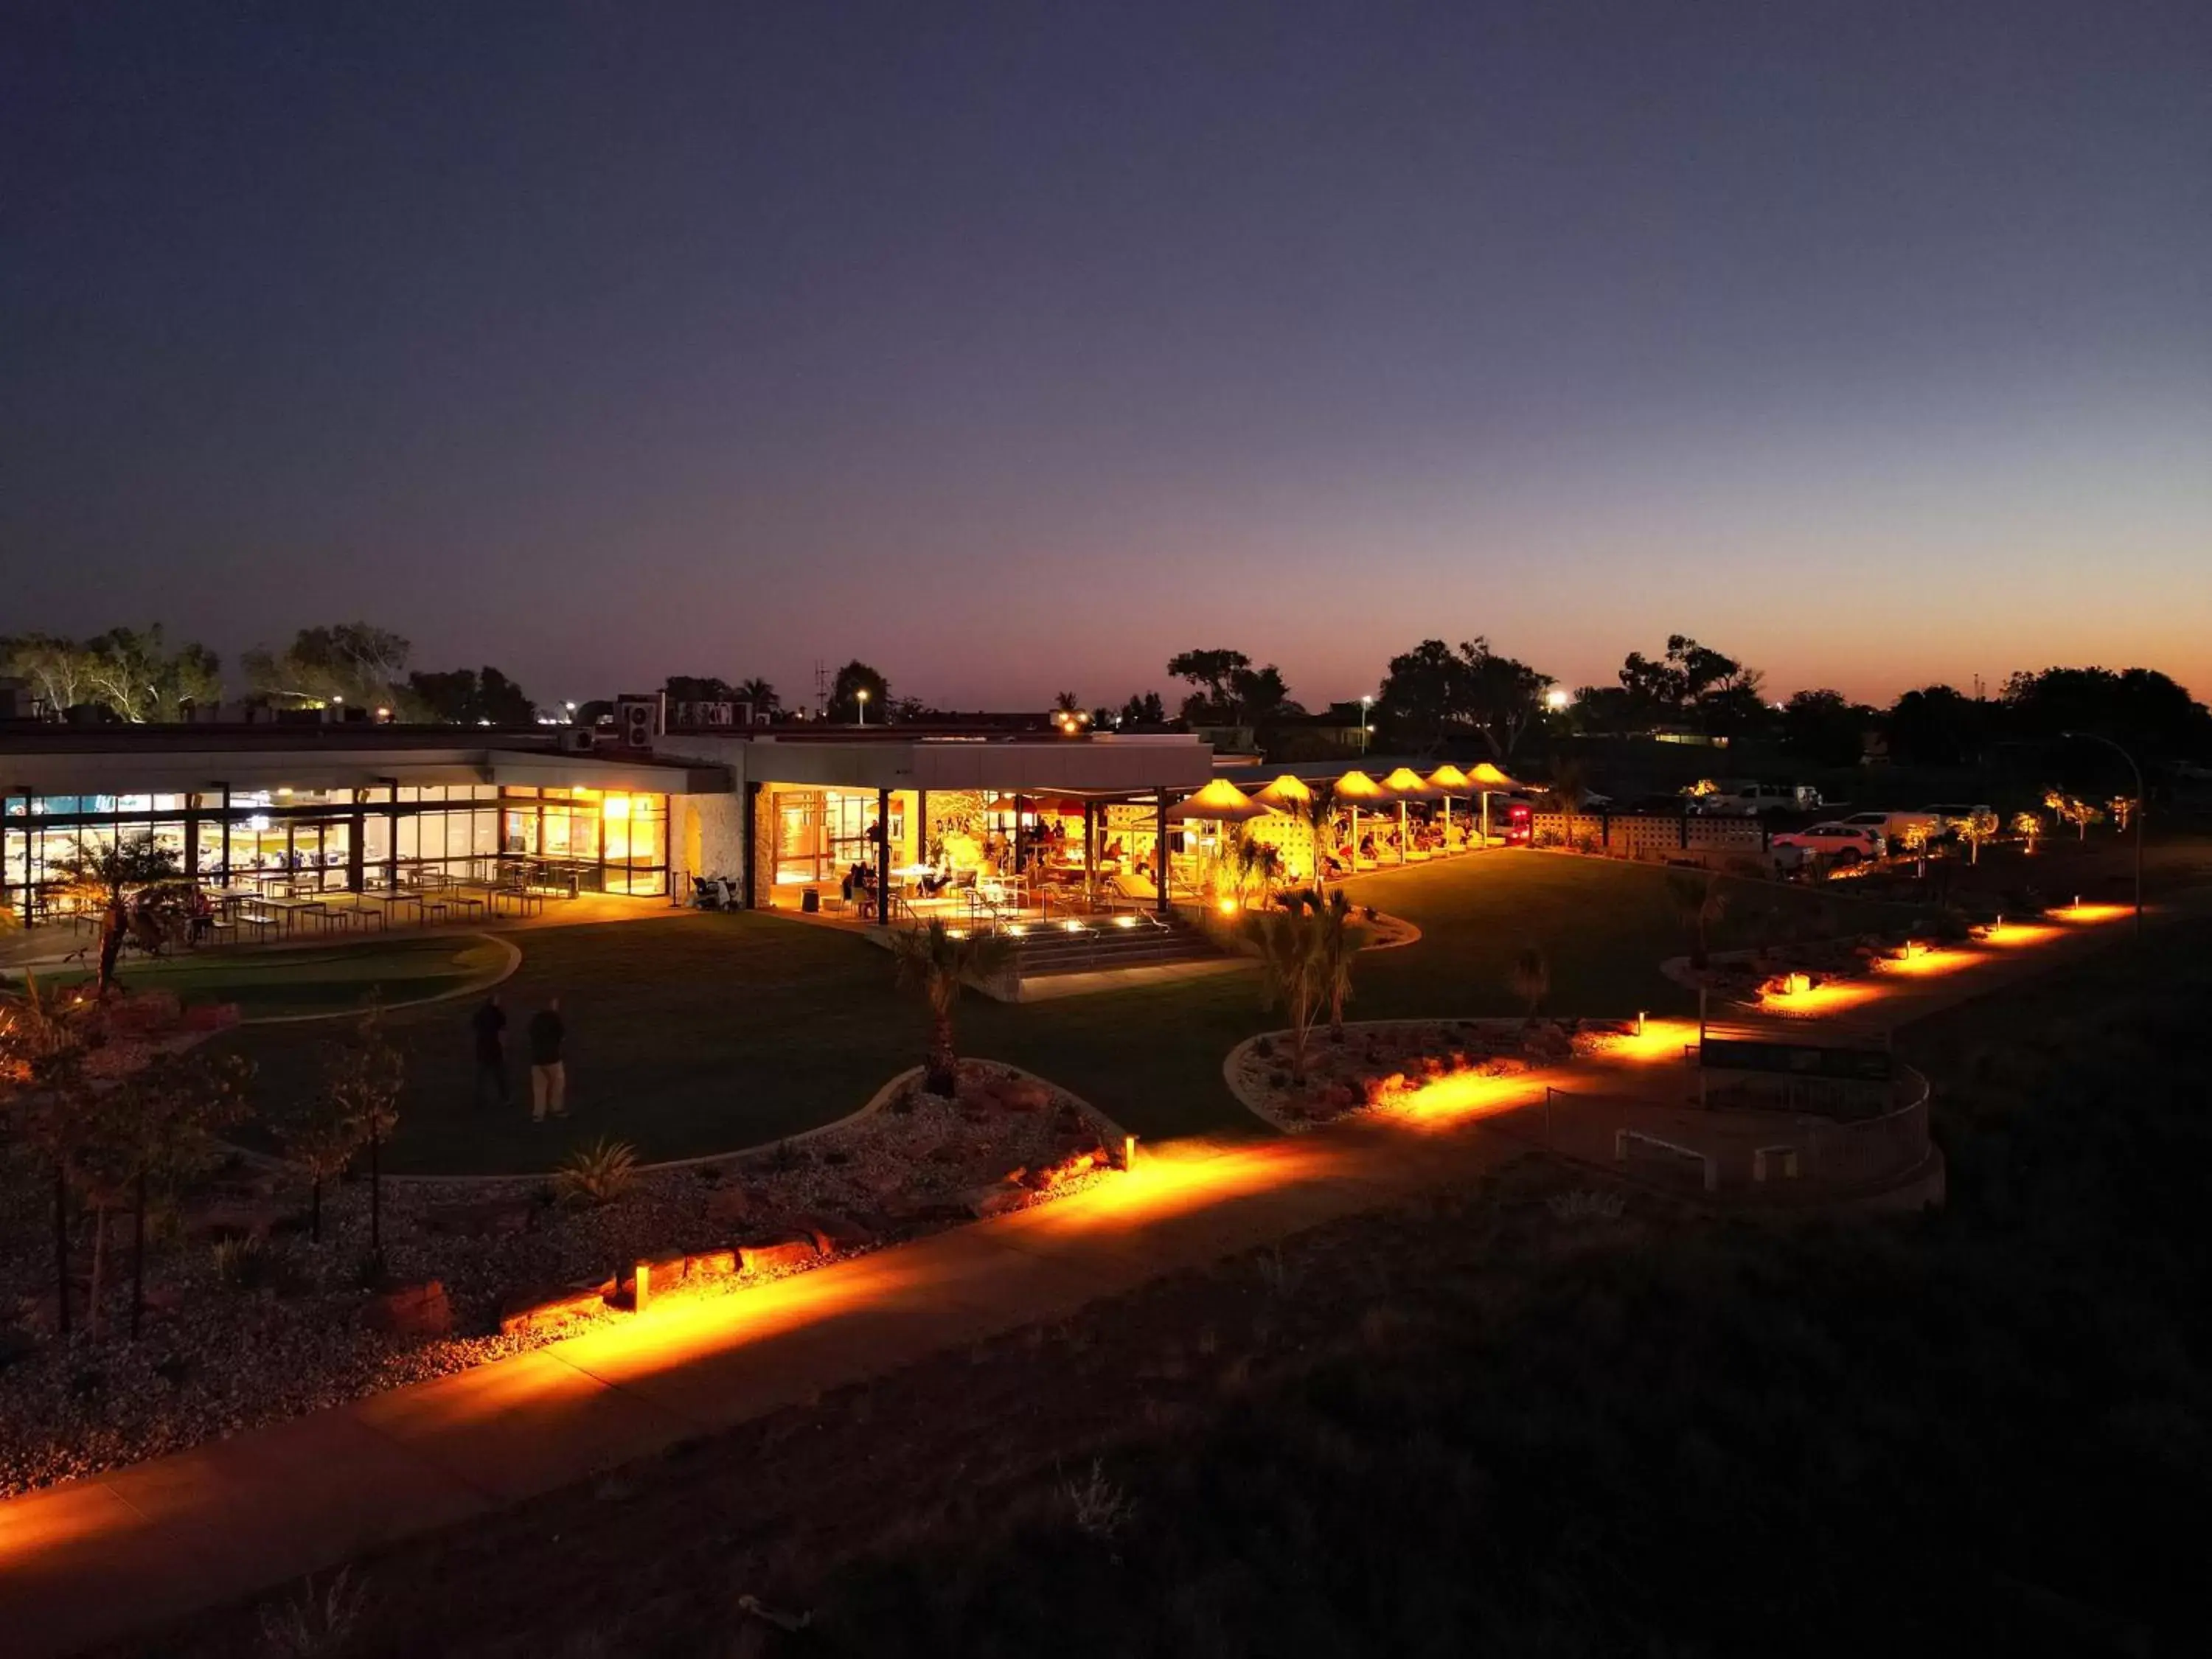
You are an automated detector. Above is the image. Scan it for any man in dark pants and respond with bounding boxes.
[528,995,568,1123]
[470,992,507,1110]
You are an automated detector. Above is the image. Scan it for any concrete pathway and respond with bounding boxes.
[0,895,2174,1657]
[0,1118,1519,1658]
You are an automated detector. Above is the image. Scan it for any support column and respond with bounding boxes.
[916,788,930,863]
[875,786,892,925]
[347,793,367,891]
[1154,793,1170,917]
[741,781,761,908]
[184,796,200,883]
[1082,801,1096,908]
[218,783,232,885]
[384,781,400,889]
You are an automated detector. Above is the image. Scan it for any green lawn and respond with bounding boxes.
[217,855,1908,1175]
[17,934,509,1021]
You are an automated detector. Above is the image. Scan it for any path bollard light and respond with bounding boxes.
[1122,1134,1138,1172]
[1635,1010,1646,1036]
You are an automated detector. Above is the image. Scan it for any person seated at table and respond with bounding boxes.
[918,866,950,897]
[187,886,215,944]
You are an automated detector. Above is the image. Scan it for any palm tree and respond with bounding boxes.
[1665,870,1729,969]
[891,919,1018,1096]
[1508,946,1550,1030]
[736,678,780,719]
[1052,689,1084,715]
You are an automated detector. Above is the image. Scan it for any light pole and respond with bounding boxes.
[1360,695,1372,754]
[855,688,869,727]
[2059,730,2143,939]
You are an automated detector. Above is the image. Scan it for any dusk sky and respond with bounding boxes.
[7,1,2208,712]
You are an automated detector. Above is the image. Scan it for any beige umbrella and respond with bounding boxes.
[1165,777,1270,823]
[1427,763,1472,849]
[1380,767,1438,863]
[1334,770,1388,872]
[1466,761,1520,846]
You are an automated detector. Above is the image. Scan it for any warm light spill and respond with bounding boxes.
[2058,902,2132,925]
[1592,1018,1699,1063]
[1873,948,1978,979]
[1761,980,1881,1017]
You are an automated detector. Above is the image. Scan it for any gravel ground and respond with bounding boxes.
[1226,1017,1627,1131]
[0,1059,1114,1498]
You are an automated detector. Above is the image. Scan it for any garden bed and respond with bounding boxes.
[1224,1017,1632,1132]
[0,1059,1118,1499]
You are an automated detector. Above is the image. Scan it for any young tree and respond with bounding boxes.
[279,1073,371,1245]
[2044,791,2102,842]
[80,1048,252,1338]
[323,1003,406,1263]
[2013,811,2044,855]
[890,919,1017,1096]
[1509,947,1551,1031]
[50,833,187,995]
[0,975,97,1336]
[1956,808,1999,866]
[1666,870,1729,969]
[2107,796,2137,834]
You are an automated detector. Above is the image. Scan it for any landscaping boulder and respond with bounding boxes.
[964,1183,1030,1220]
[706,1185,756,1228]
[498,1278,615,1336]
[363,1281,453,1340]
[737,1234,821,1276]
[686,1248,740,1281]
[785,1211,874,1254]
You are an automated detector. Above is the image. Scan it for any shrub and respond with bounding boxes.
[552,1138,640,1208]
[258,1567,369,1657]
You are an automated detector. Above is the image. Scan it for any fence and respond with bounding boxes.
[1530,811,1767,861]
[1801,1077,1932,1189]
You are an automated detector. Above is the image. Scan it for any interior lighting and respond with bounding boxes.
[1217,898,1238,915]
[1115,915,1138,928]
[1062,919,1085,933]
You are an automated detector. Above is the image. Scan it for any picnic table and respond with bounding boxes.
[262,895,335,936]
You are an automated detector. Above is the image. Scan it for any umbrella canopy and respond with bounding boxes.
[1427,763,1473,792]
[1467,762,1521,790]
[1251,773,1315,811]
[1166,778,1271,823]
[1333,768,1390,802]
[1380,765,1441,800]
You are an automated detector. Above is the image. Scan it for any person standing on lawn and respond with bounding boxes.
[528,995,568,1123]
[470,992,508,1110]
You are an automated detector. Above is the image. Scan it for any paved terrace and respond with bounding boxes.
[0,899,2154,1657]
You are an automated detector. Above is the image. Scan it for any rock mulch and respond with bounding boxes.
[1228,1018,1625,1133]
[0,1059,1116,1500]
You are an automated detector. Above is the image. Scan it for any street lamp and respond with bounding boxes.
[1360,695,1372,754]
[855,688,869,726]
[1545,687,1571,713]
[2059,730,2143,939]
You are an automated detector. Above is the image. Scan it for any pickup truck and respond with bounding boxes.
[1694,781,1821,816]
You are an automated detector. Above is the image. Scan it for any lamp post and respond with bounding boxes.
[855,688,869,727]
[2059,730,2143,939]
[1360,695,1372,754]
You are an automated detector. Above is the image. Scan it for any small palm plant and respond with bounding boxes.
[1508,946,1550,1030]
[891,919,1018,1096]
[1295,782,1340,893]
[554,1137,640,1207]
[1256,905,1326,1080]
[1308,888,1358,1038]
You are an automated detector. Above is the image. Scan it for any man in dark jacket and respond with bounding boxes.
[528,995,567,1122]
[470,993,507,1110]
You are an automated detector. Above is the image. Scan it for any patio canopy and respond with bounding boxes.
[1251,773,1315,811]
[1467,762,1521,790]
[1332,768,1390,802]
[1380,765,1441,800]
[1166,778,1272,822]
[1427,762,1472,792]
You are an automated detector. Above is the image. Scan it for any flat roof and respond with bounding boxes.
[661,732,1215,796]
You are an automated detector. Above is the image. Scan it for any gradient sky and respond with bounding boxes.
[7,0,2208,712]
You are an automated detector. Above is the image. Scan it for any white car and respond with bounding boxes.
[1770,821,1886,863]
[1841,809,1938,844]
[1696,781,1820,816]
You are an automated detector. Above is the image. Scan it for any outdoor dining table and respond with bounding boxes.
[261,895,334,935]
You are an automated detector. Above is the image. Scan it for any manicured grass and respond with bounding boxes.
[219,854,1910,1174]
[17,934,509,1021]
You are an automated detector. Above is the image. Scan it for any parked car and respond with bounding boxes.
[1769,821,1886,863]
[1841,808,1940,844]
